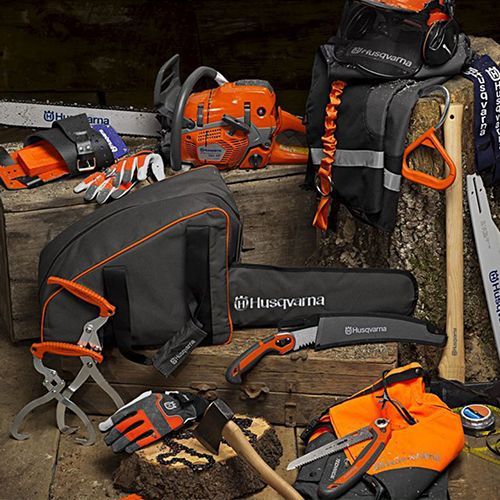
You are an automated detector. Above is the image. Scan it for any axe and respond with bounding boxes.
[193,399,302,500]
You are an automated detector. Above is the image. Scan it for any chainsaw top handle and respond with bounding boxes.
[170,66,228,171]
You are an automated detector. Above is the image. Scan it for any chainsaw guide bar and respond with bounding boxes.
[0,100,161,137]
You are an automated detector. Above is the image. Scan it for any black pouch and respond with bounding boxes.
[230,263,418,328]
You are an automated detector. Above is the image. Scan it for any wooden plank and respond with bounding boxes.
[0,198,14,339]
[0,1,202,108]
[4,204,96,281]
[234,176,316,266]
[60,330,397,397]
[72,382,342,428]
[0,163,307,214]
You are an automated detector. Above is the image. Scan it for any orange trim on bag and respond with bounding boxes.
[313,80,346,232]
[40,207,234,344]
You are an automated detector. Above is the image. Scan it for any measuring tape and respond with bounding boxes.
[460,404,496,434]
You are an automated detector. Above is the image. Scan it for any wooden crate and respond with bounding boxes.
[0,163,316,342]
[58,329,398,427]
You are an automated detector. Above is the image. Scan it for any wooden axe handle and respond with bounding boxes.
[223,420,302,500]
[438,103,465,382]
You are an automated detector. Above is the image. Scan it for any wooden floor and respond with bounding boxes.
[1,334,499,499]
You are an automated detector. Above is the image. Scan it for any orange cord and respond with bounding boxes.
[313,81,346,231]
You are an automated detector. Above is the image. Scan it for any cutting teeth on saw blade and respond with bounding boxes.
[292,327,317,350]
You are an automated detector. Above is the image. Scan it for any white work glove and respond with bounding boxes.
[74,152,165,204]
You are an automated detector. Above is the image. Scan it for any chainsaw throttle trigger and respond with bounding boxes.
[48,276,115,317]
[402,85,456,191]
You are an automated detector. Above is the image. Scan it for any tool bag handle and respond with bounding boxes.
[103,225,213,377]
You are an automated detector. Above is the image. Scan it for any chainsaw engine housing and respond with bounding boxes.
[182,80,278,170]
[154,55,306,171]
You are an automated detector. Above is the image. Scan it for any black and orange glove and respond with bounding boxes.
[98,390,207,453]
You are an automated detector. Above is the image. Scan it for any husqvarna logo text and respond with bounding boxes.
[345,325,388,336]
[350,46,413,68]
[233,295,325,311]
[489,270,500,324]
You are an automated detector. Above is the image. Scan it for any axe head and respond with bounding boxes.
[193,399,234,454]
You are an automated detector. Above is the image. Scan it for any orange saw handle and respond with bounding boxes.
[48,276,115,317]
[318,419,392,499]
[402,127,456,190]
[30,341,104,363]
[276,108,306,135]
[271,109,308,164]
[225,332,297,384]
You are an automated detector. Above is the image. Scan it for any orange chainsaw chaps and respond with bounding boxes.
[326,363,464,476]
[0,141,69,189]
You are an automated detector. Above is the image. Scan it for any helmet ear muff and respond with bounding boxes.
[341,5,377,41]
[422,19,459,66]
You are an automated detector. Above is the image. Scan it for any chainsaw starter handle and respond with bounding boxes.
[318,419,392,499]
[170,66,228,171]
[47,276,115,317]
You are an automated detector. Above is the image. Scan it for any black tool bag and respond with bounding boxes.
[39,166,419,377]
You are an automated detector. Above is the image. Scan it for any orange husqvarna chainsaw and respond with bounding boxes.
[154,54,307,171]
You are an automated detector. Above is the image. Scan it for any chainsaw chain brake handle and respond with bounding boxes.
[318,418,392,499]
[402,85,456,191]
[225,333,297,384]
[47,276,115,317]
[168,62,228,171]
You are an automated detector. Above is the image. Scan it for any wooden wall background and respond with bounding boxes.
[0,0,498,114]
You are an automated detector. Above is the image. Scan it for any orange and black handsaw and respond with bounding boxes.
[288,419,392,499]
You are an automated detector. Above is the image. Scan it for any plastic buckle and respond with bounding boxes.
[402,85,456,191]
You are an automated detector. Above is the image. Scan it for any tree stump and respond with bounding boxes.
[113,416,283,500]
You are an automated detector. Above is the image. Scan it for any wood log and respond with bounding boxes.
[113,416,283,500]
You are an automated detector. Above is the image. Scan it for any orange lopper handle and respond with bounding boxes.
[48,276,115,317]
[402,127,456,191]
[31,341,103,362]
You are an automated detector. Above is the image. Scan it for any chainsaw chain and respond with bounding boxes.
[156,417,257,472]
